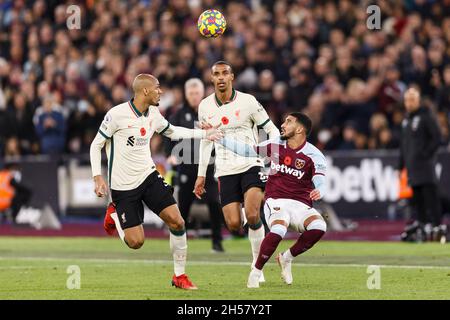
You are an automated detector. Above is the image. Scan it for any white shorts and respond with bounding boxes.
[264,198,323,233]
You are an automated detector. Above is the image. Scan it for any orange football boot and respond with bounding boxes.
[104,202,116,235]
[171,274,198,290]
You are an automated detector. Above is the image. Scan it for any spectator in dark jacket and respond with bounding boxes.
[399,88,445,240]
[33,94,66,155]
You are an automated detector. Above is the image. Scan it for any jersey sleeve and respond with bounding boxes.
[91,111,117,178]
[98,111,118,139]
[250,96,280,139]
[250,97,271,129]
[311,151,327,176]
[150,107,171,135]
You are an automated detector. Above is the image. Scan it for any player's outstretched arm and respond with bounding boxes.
[160,123,223,141]
[217,137,259,157]
[261,120,280,139]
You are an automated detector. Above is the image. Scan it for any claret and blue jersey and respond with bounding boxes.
[256,138,326,207]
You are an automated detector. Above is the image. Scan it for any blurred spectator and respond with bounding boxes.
[7,91,37,154]
[4,137,21,158]
[33,94,66,155]
[436,65,450,114]
[378,65,406,117]
[253,69,275,108]
[437,112,450,146]
[337,121,358,151]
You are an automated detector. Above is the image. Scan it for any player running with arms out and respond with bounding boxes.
[218,112,327,288]
[194,61,280,284]
[90,74,222,290]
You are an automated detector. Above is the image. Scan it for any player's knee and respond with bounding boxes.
[167,218,185,231]
[270,223,287,238]
[245,213,260,226]
[306,218,327,232]
[126,238,144,250]
[226,220,241,232]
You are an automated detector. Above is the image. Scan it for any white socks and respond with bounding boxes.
[249,225,265,266]
[111,211,125,243]
[282,249,294,262]
[170,230,187,276]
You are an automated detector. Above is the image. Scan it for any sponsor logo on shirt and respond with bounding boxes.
[126,135,148,147]
[127,136,135,146]
[270,161,305,180]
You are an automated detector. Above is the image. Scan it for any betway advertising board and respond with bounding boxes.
[322,150,450,219]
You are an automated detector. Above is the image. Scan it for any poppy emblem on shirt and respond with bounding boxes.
[140,127,146,136]
[295,158,306,169]
[283,156,292,166]
[221,116,229,125]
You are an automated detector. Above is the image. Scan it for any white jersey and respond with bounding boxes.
[90,100,170,191]
[198,89,279,177]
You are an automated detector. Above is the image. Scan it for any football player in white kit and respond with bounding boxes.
[193,61,280,284]
[90,74,222,290]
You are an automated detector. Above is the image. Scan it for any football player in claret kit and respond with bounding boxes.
[218,112,327,288]
[90,74,222,290]
[193,61,280,284]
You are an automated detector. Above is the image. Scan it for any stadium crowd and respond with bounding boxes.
[0,0,449,159]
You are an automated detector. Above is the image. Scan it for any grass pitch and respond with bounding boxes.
[0,236,449,300]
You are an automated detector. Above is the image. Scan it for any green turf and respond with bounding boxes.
[0,236,449,300]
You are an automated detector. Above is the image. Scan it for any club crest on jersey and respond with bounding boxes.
[140,127,146,136]
[295,159,306,169]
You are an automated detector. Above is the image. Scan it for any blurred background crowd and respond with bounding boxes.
[0,0,449,160]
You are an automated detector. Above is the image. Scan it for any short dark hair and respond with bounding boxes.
[211,60,233,73]
[290,112,312,136]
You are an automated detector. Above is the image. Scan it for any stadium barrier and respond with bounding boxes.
[5,148,449,220]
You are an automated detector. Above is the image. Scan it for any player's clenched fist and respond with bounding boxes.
[94,175,108,197]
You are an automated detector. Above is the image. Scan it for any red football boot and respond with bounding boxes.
[104,202,116,235]
[171,274,198,290]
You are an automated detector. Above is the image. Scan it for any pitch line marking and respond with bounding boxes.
[1,256,450,270]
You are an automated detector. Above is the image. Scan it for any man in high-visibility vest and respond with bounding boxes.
[0,163,32,224]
